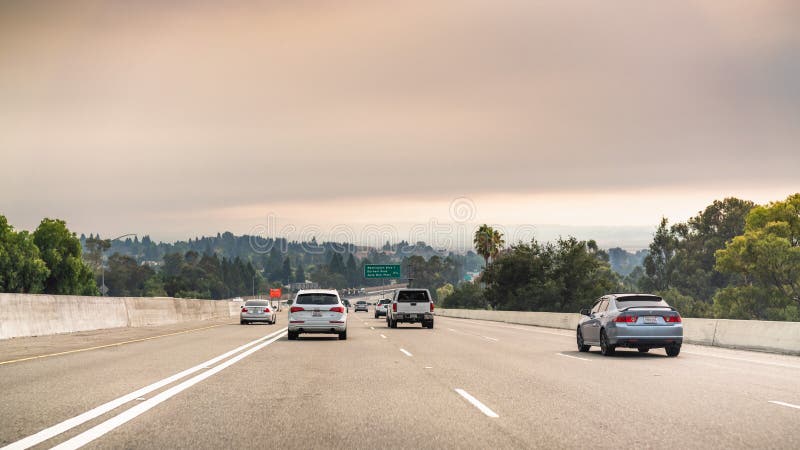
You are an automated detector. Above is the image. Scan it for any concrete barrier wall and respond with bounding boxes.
[438,308,800,355]
[0,293,241,340]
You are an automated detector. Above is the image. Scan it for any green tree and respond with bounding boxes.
[280,257,293,285]
[473,224,504,269]
[83,236,111,274]
[640,217,678,292]
[441,282,487,309]
[0,215,49,293]
[714,194,800,320]
[32,218,97,295]
[436,283,454,303]
[294,262,306,283]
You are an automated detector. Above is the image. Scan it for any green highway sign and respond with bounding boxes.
[364,264,401,279]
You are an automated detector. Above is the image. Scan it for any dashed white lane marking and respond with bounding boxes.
[2,328,287,450]
[557,353,591,361]
[424,366,433,369]
[380,334,387,339]
[400,348,413,357]
[447,327,498,342]
[481,336,499,342]
[769,401,800,410]
[50,331,287,450]
[370,327,375,330]
[454,389,499,418]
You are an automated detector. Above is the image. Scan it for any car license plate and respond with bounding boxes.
[644,316,657,324]
[312,310,322,317]
[408,314,417,319]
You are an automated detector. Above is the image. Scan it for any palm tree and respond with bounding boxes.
[474,224,504,269]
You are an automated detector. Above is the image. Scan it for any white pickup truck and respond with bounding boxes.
[386,288,434,329]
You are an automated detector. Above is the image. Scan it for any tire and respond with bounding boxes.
[374,313,378,319]
[600,329,615,356]
[665,344,681,357]
[287,331,297,340]
[240,320,247,325]
[390,318,398,329]
[638,348,650,353]
[577,328,590,352]
[339,330,347,340]
[428,321,434,329]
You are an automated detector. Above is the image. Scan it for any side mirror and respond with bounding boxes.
[579,308,591,317]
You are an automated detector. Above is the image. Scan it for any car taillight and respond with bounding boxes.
[264,308,270,313]
[330,306,345,313]
[664,315,682,323]
[241,307,248,313]
[290,306,304,313]
[430,302,434,312]
[392,303,397,312]
[615,314,637,323]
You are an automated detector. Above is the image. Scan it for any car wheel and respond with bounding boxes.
[665,344,681,357]
[240,320,247,325]
[287,331,297,340]
[600,329,615,356]
[577,328,590,352]
[391,318,398,329]
[428,321,434,329]
[339,330,347,340]
[638,348,649,353]
[374,313,378,319]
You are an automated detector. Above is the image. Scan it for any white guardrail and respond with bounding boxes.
[437,308,800,355]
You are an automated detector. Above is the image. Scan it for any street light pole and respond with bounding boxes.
[101,233,137,296]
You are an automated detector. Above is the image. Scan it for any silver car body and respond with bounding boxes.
[374,299,391,317]
[577,294,683,356]
[240,300,277,325]
[354,301,368,312]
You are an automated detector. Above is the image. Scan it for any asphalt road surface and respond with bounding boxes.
[2,312,799,449]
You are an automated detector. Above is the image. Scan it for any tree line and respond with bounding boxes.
[439,193,800,321]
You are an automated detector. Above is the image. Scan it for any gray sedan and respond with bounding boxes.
[577,294,683,357]
[240,300,277,325]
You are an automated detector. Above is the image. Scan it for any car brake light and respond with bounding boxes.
[264,308,270,313]
[615,314,637,323]
[430,302,434,312]
[330,306,345,313]
[664,315,682,323]
[241,307,248,313]
[392,303,397,312]
[290,306,304,313]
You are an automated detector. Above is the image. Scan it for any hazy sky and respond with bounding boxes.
[1,1,798,248]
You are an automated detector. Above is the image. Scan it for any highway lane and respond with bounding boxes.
[2,312,799,449]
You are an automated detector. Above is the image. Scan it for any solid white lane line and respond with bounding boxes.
[447,326,498,342]
[557,353,591,361]
[769,401,800,410]
[454,389,499,418]
[380,334,387,339]
[2,328,287,450]
[682,351,800,370]
[400,348,413,357]
[51,331,287,450]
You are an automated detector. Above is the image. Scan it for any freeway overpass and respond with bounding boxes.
[1,309,799,449]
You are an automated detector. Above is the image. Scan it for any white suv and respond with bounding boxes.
[288,290,348,340]
[374,298,392,318]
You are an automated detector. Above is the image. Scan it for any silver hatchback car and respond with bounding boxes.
[577,294,683,357]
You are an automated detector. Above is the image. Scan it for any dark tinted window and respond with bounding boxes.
[614,295,670,309]
[397,290,429,302]
[296,294,339,305]
[356,301,367,305]
[380,299,391,304]
[245,301,269,307]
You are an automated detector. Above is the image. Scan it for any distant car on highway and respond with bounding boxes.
[240,300,277,325]
[374,298,391,318]
[354,300,368,312]
[288,290,348,340]
[386,289,434,328]
[577,294,683,356]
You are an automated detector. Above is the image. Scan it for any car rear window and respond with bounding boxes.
[356,301,367,305]
[296,294,339,305]
[615,295,670,308]
[380,299,391,304]
[245,301,270,307]
[397,290,429,302]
